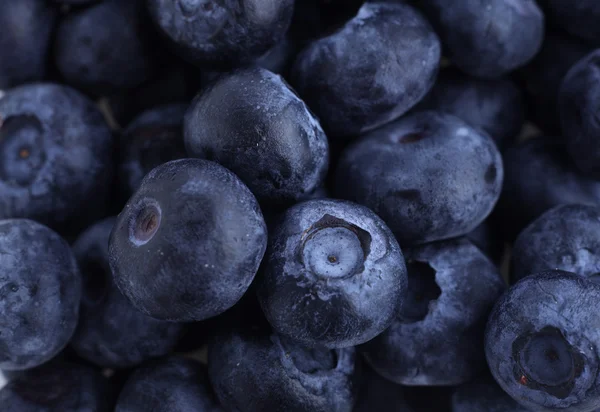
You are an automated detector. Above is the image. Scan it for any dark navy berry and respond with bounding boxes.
[559,50,600,178]
[335,111,503,246]
[414,68,525,150]
[109,159,267,322]
[511,204,600,284]
[54,0,158,95]
[184,68,329,208]
[362,238,506,386]
[71,217,185,368]
[419,0,544,78]
[451,375,530,412]
[147,0,294,69]
[0,360,112,412]
[539,0,600,45]
[485,270,600,412]
[291,2,440,138]
[208,328,357,412]
[0,219,81,371]
[115,356,221,412]
[0,83,113,233]
[257,199,408,348]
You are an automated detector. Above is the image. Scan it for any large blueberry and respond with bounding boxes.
[0,83,113,234]
[184,68,329,208]
[71,217,185,368]
[451,375,530,412]
[362,238,506,385]
[109,159,267,322]
[0,219,81,370]
[335,111,503,246]
[290,2,440,138]
[257,199,408,348]
[419,0,544,78]
[115,356,221,412]
[485,270,600,411]
[147,0,294,69]
[54,0,159,95]
[494,138,600,241]
[208,328,357,412]
[0,360,112,411]
[511,204,600,283]
[0,0,56,89]
[539,0,600,44]
[414,68,525,150]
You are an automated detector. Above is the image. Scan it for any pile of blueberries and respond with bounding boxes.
[3,0,600,411]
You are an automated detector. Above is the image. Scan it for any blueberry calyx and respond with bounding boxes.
[129,200,162,246]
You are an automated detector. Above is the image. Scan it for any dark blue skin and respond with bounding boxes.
[147,0,294,70]
[451,375,530,412]
[418,0,544,78]
[511,204,600,284]
[184,68,329,208]
[361,238,506,386]
[0,219,81,371]
[115,357,222,412]
[485,270,600,411]
[54,0,158,95]
[118,104,187,200]
[71,217,185,368]
[108,159,268,322]
[0,361,112,412]
[0,83,113,234]
[0,0,56,89]
[335,111,503,246]
[539,0,600,45]
[559,50,600,179]
[519,30,592,134]
[257,199,408,348]
[353,364,415,412]
[291,2,441,138]
[494,138,600,241]
[208,328,357,412]
[414,68,525,150]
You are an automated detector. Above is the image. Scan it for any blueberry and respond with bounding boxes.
[559,50,600,179]
[418,0,544,78]
[511,204,600,284]
[54,0,159,95]
[0,0,56,89]
[291,2,440,137]
[108,159,267,322]
[335,111,503,246]
[0,219,81,371]
[71,217,185,368]
[257,199,408,348]
[184,68,329,208]
[362,238,506,385]
[494,138,600,241]
[254,35,295,75]
[208,328,357,412]
[115,356,221,412]
[0,83,113,234]
[414,68,525,150]
[539,0,600,45]
[354,364,414,412]
[118,104,187,199]
[0,360,112,412]
[146,0,294,69]
[451,375,530,412]
[485,270,600,411]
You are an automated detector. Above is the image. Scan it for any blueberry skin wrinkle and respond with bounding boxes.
[115,357,222,412]
[146,0,294,69]
[512,204,600,283]
[418,0,544,78]
[184,67,329,208]
[256,199,408,348]
[71,217,185,369]
[361,238,506,386]
[108,158,268,322]
[335,111,504,246]
[485,270,600,411]
[0,219,82,371]
[208,329,357,412]
[290,1,441,138]
[0,83,113,233]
